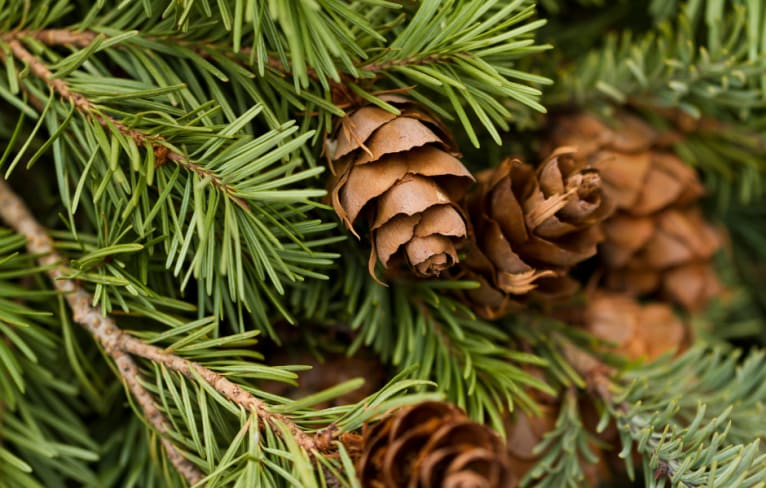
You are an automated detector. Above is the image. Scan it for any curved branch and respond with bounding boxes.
[0,34,249,210]
[0,176,329,465]
[0,177,205,486]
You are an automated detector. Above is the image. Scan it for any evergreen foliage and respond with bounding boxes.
[0,0,765,487]
[606,347,766,487]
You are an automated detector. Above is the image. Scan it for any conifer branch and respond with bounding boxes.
[0,177,204,486]
[577,358,688,484]
[568,346,766,487]
[5,28,451,87]
[3,29,97,47]
[3,28,307,84]
[1,35,249,210]
[0,178,328,484]
[118,338,329,453]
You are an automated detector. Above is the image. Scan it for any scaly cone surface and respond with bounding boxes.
[578,291,688,361]
[549,112,722,311]
[328,96,474,279]
[355,401,515,488]
[459,147,614,319]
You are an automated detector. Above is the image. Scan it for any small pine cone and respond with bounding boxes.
[580,292,687,361]
[357,401,515,487]
[460,147,613,319]
[328,96,474,278]
[548,112,723,311]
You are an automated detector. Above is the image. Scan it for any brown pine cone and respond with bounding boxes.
[580,291,687,361]
[549,112,722,311]
[356,401,515,487]
[460,147,614,319]
[328,96,474,278]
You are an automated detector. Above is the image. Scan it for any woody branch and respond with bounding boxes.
[0,178,327,483]
[0,32,249,209]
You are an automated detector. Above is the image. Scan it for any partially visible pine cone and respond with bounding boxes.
[328,96,474,278]
[549,112,722,311]
[356,401,515,487]
[580,291,687,361]
[460,147,614,319]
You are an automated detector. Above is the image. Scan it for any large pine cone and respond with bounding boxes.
[357,401,515,487]
[549,112,722,311]
[460,147,613,319]
[328,96,474,278]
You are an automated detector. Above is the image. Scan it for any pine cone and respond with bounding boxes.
[328,96,474,278]
[357,401,515,487]
[460,147,613,319]
[580,291,687,361]
[549,112,722,311]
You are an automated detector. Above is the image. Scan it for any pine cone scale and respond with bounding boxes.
[480,220,532,274]
[340,159,408,223]
[355,117,444,164]
[550,112,722,311]
[415,205,466,237]
[375,214,419,264]
[487,176,529,245]
[460,148,613,317]
[371,176,452,229]
[357,401,515,488]
[578,292,687,361]
[406,235,458,275]
[334,106,398,159]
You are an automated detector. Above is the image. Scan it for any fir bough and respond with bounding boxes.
[0,1,765,487]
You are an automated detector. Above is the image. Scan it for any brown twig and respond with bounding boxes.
[0,177,206,486]
[1,29,97,47]
[119,337,326,452]
[359,52,454,73]
[0,177,332,474]
[9,28,454,89]
[1,34,249,210]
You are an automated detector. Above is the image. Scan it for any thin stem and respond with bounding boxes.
[2,29,97,47]
[1,34,249,210]
[7,28,455,87]
[119,337,325,452]
[0,177,330,468]
[573,351,690,486]
[0,177,205,486]
[360,52,454,73]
